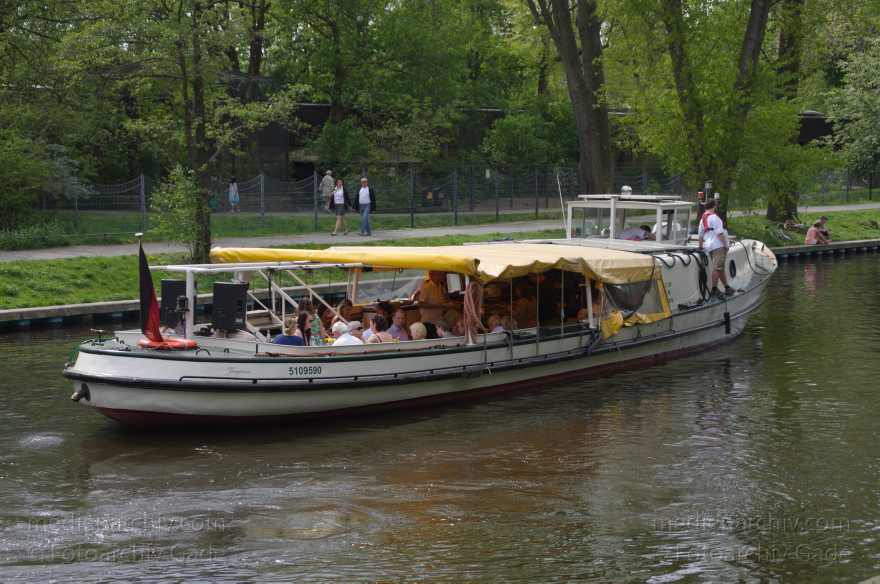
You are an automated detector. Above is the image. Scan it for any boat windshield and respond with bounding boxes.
[354,268,425,304]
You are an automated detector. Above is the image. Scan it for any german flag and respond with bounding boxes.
[138,241,163,342]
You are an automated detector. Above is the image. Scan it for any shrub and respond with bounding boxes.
[0,221,70,250]
[149,165,207,260]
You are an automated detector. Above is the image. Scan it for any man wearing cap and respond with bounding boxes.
[353,176,377,236]
[698,199,734,296]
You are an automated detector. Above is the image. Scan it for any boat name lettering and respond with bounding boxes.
[289,366,322,376]
[225,367,253,377]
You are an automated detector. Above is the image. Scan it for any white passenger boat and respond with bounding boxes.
[64,194,777,426]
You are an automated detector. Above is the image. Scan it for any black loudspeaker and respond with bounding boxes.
[160,279,191,327]
[212,282,248,330]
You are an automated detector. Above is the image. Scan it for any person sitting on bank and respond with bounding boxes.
[367,315,394,343]
[819,216,831,240]
[388,308,410,341]
[435,319,454,338]
[331,321,363,346]
[409,321,427,341]
[273,317,305,346]
[805,220,830,245]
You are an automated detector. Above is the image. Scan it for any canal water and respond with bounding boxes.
[0,256,878,582]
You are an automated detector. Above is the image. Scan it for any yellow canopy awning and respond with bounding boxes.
[210,243,659,285]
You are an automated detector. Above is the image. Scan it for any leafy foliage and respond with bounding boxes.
[825,38,880,177]
[149,166,207,261]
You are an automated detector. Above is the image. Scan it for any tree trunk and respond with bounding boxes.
[766,0,806,222]
[527,0,612,193]
[191,1,212,264]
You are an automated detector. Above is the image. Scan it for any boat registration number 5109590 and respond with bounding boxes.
[289,365,322,376]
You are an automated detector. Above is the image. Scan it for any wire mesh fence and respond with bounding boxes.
[31,164,877,236]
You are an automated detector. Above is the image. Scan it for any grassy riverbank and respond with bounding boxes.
[0,210,566,250]
[727,210,880,246]
[2,208,879,310]
[0,229,565,309]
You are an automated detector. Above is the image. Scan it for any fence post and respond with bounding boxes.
[845,170,850,203]
[509,172,514,210]
[468,166,474,212]
[259,172,266,227]
[140,174,147,231]
[453,168,459,226]
[494,169,499,222]
[312,171,318,229]
[74,191,79,228]
[534,168,539,219]
[410,171,415,228]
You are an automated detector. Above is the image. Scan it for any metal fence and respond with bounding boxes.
[34,163,877,234]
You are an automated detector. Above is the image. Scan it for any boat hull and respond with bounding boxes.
[65,284,763,427]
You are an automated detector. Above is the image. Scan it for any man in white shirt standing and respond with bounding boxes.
[354,176,376,236]
[698,199,735,296]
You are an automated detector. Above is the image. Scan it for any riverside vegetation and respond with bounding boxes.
[2,210,879,311]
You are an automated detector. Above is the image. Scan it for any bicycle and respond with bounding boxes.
[766,226,792,242]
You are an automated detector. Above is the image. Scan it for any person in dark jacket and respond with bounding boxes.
[352,176,377,236]
[329,178,351,236]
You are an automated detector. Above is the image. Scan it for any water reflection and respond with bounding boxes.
[1,257,880,581]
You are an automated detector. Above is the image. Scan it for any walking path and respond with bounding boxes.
[2,202,879,262]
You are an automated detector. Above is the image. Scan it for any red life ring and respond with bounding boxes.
[137,338,199,350]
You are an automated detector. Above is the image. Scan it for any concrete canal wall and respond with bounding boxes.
[0,284,348,330]
[2,238,879,330]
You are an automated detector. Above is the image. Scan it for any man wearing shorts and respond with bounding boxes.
[698,199,734,296]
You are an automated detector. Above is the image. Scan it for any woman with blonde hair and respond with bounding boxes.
[273,317,305,346]
[409,321,427,341]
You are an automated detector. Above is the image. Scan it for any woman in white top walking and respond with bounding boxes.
[329,178,351,236]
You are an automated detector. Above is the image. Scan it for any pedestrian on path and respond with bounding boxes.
[228,176,240,213]
[354,176,376,236]
[320,170,334,211]
[329,178,351,236]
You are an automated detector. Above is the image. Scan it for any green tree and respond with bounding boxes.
[526,0,613,193]
[826,38,880,180]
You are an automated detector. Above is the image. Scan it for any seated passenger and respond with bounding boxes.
[640,225,656,240]
[487,314,505,333]
[512,281,537,328]
[388,308,410,341]
[435,319,454,338]
[347,320,365,342]
[331,320,363,346]
[376,301,394,319]
[367,315,394,343]
[452,318,465,337]
[331,298,353,325]
[409,321,427,341]
[273,317,305,346]
[501,315,516,331]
